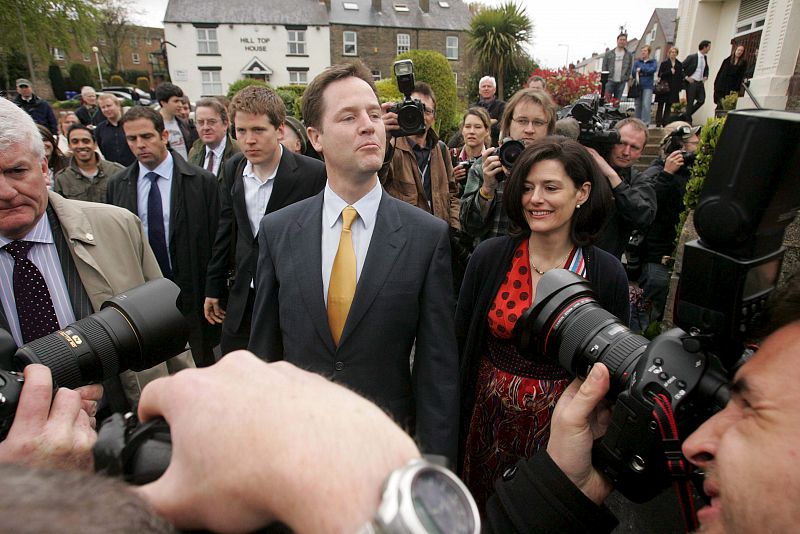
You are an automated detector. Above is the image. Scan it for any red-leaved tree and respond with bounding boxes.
[529,67,601,107]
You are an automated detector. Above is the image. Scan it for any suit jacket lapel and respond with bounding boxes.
[289,193,335,353]
[266,149,300,214]
[231,171,254,242]
[339,192,405,346]
[169,154,185,246]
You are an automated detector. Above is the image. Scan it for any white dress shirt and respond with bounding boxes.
[691,54,706,82]
[243,145,282,237]
[204,135,227,175]
[136,152,174,249]
[321,179,382,306]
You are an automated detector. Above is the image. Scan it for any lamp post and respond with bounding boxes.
[557,44,570,69]
[92,46,104,87]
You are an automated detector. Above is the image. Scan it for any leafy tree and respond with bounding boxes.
[226,78,271,99]
[2,0,99,86]
[0,48,29,91]
[467,1,533,100]
[465,55,538,103]
[48,64,67,100]
[392,49,459,137]
[97,1,134,75]
[68,63,94,90]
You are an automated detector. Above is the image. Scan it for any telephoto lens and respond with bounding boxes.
[13,278,189,390]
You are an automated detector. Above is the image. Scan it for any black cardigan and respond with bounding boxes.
[455,236,630,466]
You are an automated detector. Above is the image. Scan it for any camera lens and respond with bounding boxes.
[13,279,189,389]
[498,139,525,169]
[514,269,647,397]
[397,103,425,134]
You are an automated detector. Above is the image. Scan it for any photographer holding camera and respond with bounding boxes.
[586,117,657,259]
[380,81,460,231]
[459,89,556,246]
[629,123,700,332]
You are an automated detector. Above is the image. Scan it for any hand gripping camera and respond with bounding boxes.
[515,109,800,504]
[389,60,426,137]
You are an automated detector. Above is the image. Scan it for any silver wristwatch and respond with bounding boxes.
[358,458,481,534]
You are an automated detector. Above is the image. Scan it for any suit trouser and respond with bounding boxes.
[220,288,255,356]
[686,81,705,121]
[187,309,221,367]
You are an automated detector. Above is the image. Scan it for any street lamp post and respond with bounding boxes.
[557,44,570,69]
[92,46,104,87]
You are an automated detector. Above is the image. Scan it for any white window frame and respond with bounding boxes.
[371,70,382,81]
[397,33,410,55]
[446,36,458,59]
[200,70,223,95]
[197,28,219,55]
[343,31,357,56]
[288,29,306,55]
[288,70,308,85]
[132,52,141,64]
[51,47,65,61]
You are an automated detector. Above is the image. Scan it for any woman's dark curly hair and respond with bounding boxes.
[503,136,613,246]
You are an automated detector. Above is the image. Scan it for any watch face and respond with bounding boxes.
[411,470,476,534]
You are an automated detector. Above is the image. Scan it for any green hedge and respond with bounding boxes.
[226,78,272,99]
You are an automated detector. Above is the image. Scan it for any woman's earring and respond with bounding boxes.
[576,203,582,209]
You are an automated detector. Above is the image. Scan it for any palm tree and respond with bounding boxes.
[467,1,533,100]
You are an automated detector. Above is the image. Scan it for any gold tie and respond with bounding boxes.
[328,206,358,346]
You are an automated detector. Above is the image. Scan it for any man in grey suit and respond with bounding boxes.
[248,62,459,463]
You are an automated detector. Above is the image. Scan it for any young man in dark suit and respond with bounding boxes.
[248,62,459,464]
[107,106,220,367]
[203,86,326,354]
[683,40,712,123]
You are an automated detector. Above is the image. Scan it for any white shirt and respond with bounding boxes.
[164,118,188,160]
[136,152,174,253]
[613,49,625,82]
[204,136,227,176]
[242,145,282,237]
[691,54,706,82]
[0,215,76,346]
[321,179,382,306]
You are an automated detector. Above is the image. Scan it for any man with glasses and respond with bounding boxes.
[380,82,459,231]
[460,89,557,246]
[187,98,240,184]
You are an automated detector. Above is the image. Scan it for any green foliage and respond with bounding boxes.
[375,79,403,103]
[121,70,149,84]
[721,91,739,111]
[675,115,727,247]
[0,49,30,88]
[68,63,93,91]
[392,50,459,137]
[276,85,307,118]
[48,64,67,100]
[136,77,150,92]
[52,99,80,110]
[226,78,271,99]
[467,1,533,100]
[109,74,125,86]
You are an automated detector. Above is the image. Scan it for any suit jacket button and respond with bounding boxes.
[335,361,344,371]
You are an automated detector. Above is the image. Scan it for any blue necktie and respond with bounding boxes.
[146,172,172,279]
[3,240,60,343]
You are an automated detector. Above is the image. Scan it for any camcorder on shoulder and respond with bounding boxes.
[514,110,800,515]
[0,279,189,482]
[563,94,623,157]
[389,60,426,138]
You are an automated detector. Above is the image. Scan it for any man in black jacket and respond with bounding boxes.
[683,40,711,123]
[203,85,326,354]
[107,105,220,367]
[13,78,57,135]
[589,117,657,259]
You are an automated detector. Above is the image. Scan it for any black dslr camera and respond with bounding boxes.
[389,60,426,137]
[0,279,189,481]
[664,125,700,167]
[514,109,800,503]
[567,95,622,156]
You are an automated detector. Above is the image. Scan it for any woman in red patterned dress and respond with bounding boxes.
[455,137,630,511]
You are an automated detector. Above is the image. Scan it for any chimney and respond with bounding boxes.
[372,0,381,11]
[420,0,429,13]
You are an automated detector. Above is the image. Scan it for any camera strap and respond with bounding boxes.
[651,393,699,533]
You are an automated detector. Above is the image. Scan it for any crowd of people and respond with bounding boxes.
[0,42,787,533]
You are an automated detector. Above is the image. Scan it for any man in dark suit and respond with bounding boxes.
[683,40,711,123]
[107,106,220,367]
[204,86,326,354]
[248,62,459,463]
[187,97,240,184]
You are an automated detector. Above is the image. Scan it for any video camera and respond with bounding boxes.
[514,109,800,502]
[0,279,189,480]
[564,94,623,156]
[389,60,426,137]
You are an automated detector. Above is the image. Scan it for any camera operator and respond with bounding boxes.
[0,364,99,471]
[629,122,700,332]
[459,89,556,246]
[380,82,460,231]
[587,117,657,260]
